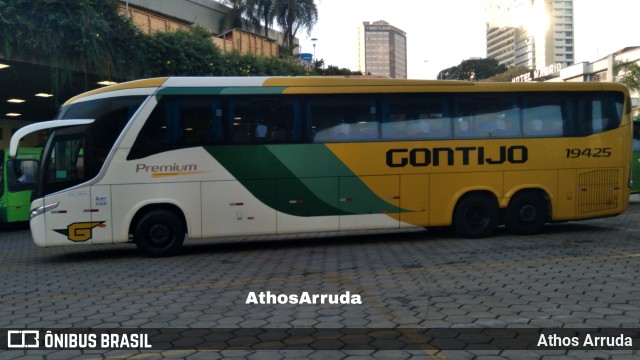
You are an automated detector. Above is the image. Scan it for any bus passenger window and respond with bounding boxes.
[454,118,474,138]
[227,96,298,144]
[522,95,567,137]
[590,93,622,134]
[453,94,519,138]
[380,94,449,140]
[310,95,378,143]
[523,119,543,136]
[129,96,219,159]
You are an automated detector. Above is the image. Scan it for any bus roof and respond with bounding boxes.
[63,76,629,105]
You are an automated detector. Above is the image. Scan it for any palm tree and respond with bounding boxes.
[274,0,318,50]
[246,0,276,38]
[219,0,249,32]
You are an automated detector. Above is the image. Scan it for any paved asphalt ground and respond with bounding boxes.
[1,196,640,359]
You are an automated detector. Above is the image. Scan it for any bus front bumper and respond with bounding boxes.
[30,208,47,247]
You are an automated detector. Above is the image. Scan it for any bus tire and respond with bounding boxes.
[505,192,547,235]
[134,209,185,257]
[453,194,498,238]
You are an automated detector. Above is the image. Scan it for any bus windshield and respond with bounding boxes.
[37,96,147,197]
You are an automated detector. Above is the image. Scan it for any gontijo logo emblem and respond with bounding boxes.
[53,222,105,242]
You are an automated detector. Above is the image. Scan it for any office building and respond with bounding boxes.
[486,0,574,70]
[357,20,407,79]
[548,46,640,115]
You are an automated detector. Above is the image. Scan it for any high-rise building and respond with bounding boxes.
[486,0,574,71]
[357,20,407,79]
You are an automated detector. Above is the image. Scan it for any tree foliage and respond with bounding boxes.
[615,61,640,93]
[313,62,360,76]
[0,0,349,81]
[219,0,249,33]
[483,66,530,82]
[246,0,276,38]
[142,26,226,77]
[222,49,308,76]
[0,0,144,79]
[438,58,508,81]
[274,0,318,49]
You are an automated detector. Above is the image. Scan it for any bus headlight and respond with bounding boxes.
[30,202,59,219]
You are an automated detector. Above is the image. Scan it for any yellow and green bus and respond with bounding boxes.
[10,77,632,256]
[0,147,40,223]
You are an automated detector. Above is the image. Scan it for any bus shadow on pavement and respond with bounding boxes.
[179,228,439,256]
[37,221,621,263]
[0,221,30,232]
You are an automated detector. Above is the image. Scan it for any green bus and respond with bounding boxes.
[0,147,40,223]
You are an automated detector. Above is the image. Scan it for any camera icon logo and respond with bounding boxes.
[7,330,40,348]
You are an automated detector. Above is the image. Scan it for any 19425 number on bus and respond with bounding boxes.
[565,148,612,158]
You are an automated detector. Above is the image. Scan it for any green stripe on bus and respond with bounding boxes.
[204,145,403,217]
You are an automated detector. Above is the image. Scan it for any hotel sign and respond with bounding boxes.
[512,63,563,82]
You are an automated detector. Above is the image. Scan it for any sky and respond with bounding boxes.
[298,0,640,79]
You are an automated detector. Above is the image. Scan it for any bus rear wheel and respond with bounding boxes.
[453,194,498,238]
[505,192,547,235]
[134,209,185,257]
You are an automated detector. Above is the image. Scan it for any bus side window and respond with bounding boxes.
[453,94,520,139]
[452,99,477,139]
[591,98,604,133]
[454,118,475,138]
[211,101,224,144]
[180,100,214,146]
[310,95,378,143]
[227,96,298,144]
[380,94,450,140]
[129,96,219,160]
[591,92,624,134]
[522,95,566,137]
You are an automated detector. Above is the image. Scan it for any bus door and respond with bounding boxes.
[40,133,93,246]
[39,127,109,247]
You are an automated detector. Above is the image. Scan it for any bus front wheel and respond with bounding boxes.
[505,192,547,235]
[453,194,498,238]
[134,209,185,257]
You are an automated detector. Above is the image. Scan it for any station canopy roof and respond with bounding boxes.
[0,58,108,123]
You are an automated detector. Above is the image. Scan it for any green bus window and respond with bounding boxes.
[7,159,38,192]
[0,150,4,198]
